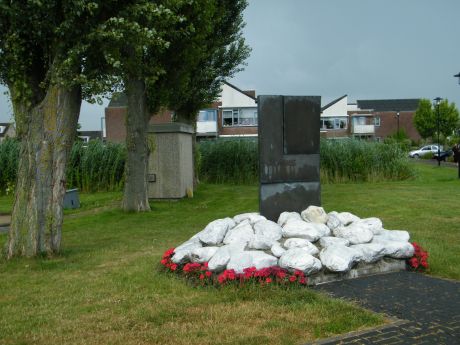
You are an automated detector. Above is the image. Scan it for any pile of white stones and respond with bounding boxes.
[171,206,414,275]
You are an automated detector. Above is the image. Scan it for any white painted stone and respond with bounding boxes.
[313,223,331,238]
[171,241,202,264]
[223,220,254,245]
[283,238,319,255]
[207,243,245,272]
[175,238,202,252]
[278,248,322,274]
[277,211,302,227]
[198,217,235,245]
[375,229,410,242]
[282,220,322,242]
[319,245,360,272]
[253,219,283,241]
[336,212,360,226]
[270,242,286,257]
[326,211,342,230]
[234,212,266,225]
[350,243,386,263]
[319,236,350,248]
[248,235,275,250]
[301,206,328,224]
[371,238,414,258]
[226,251,278,274]
[190,246,219,263]
[332,223,374,245]
[356,217,384,235]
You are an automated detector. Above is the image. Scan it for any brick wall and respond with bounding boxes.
[105,107,174,143]
[374,111,421,142]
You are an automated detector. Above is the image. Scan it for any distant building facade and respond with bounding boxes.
[0,123,15,142]
[104,81,257,142]
[104,85,422,143]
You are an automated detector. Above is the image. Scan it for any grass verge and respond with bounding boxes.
[0,161,458,344]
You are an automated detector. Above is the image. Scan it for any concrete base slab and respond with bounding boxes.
[307,258,407,286]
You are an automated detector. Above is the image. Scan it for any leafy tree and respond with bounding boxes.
[0,1,147,257]
[103,0,250,211]
[414,98,460,142]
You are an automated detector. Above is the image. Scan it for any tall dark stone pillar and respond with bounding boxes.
[258,95,321,221]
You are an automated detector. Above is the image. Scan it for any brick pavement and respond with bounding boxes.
[309,271,460,344]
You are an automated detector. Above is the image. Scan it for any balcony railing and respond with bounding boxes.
[197,121,217,134]
[352,124,375,134]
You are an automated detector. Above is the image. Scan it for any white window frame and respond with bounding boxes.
[374,116,381,127]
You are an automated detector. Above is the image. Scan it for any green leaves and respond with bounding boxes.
[414,98,460,141]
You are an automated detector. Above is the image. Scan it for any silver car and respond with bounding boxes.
[409,145,443,158]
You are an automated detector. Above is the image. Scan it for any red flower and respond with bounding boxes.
[218,274,226,284]
[294,270,304,277]
[199,274,205,280]
[299,277,307,285]
[163,248,175,258]
[170,264,178,271]
[265,277,272,283]
[205,271,212,277]
[276,271,286,279]
[201,262,209,270]
[160,259,168,265]
[289,275,297,282]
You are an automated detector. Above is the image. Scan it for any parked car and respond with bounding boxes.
[433,149,453,162]
[409,145,443,158]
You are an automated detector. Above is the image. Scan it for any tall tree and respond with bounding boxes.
[414,98,459,141]
[0,1,131,257]
[119,0,250,211]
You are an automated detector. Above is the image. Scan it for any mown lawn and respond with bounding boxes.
[0,162,458,344]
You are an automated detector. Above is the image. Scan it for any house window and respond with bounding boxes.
[198,109,217,122]
[374,116,381,126]
[222,108,257,127]
[358,117,366,125]
[320,117,347,130]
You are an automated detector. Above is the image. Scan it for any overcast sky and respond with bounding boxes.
[1,0,459,130]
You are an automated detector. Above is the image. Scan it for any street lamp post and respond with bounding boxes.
[454,73,460,178]
[433,97,442,167]
[396,111,400,136]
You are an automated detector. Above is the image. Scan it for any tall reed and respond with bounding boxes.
[66,140,126,192]
[0,138,19,194]
[199,139,258,184]
[198,138,415,184]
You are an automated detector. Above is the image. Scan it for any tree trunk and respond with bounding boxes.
[121,78,151,212]
[7,85,81,258]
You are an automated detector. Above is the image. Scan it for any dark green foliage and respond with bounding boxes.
[66,140,126,192]
[199,139,258,184]
[198,139,415,184]
[0,139,19,194]
[0,140,125,193]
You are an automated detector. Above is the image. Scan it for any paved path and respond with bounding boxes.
[310,271,460,344]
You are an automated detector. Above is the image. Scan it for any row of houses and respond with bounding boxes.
[1,82,422,144]
[104,81,422,143]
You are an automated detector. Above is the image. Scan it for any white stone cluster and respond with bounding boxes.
[171,206,414,275]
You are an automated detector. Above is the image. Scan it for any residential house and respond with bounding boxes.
[0,123,15,142]
[351,99,421,142]
[104,81,257,142]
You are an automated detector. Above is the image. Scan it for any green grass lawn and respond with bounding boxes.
[0,162,458,344]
